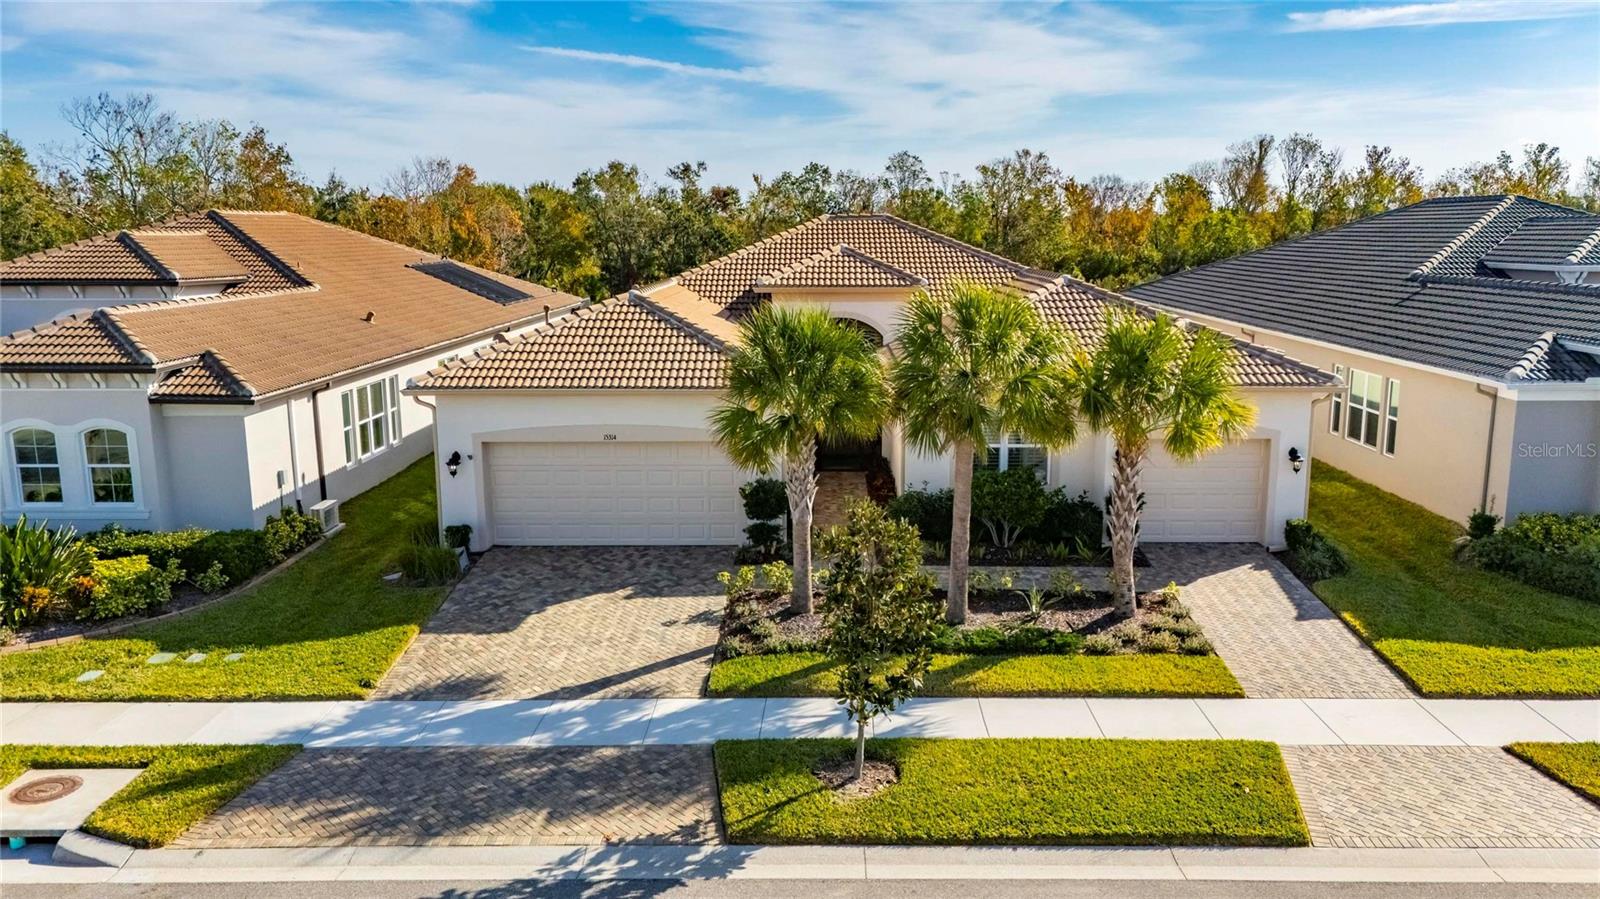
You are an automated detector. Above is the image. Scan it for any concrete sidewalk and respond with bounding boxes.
[5,842,1597,885]
[2,697,1594,747]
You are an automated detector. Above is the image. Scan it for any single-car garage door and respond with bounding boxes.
[1139,440,1266,542]
[487,441,745,545]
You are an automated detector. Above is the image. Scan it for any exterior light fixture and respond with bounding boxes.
[446,451,462,478]
[1288,447,1303,474]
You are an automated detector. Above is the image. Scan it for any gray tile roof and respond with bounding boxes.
[1482,215,1600,267]
[1125,196,1600,383]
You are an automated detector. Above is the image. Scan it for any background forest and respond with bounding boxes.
[5,92,1597,296]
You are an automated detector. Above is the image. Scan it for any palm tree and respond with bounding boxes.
[1074,309,1256,616]
[892,281,1077,623]
[711,304,889,614]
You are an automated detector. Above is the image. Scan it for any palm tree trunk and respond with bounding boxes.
[783,438,819,614]
[947,436,975,624]
[1108,445,1143,617]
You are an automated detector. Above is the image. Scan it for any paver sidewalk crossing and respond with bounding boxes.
[2,697,1594,747]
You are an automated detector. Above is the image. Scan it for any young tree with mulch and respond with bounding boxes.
[818,501,943,781]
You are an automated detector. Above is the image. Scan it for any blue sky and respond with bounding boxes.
[2,1,1596,190]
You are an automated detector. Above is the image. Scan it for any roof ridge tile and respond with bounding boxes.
[1407,195,1517,282]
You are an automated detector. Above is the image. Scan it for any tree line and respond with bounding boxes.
[5,92,1598,294]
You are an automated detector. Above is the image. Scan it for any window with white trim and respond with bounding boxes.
[977,428,1047,479]
[83,427,136,503]
[11,428,62,503]
[1384,379,1400,456]
[1330,364,1345,434]
[341,376,402,464]
[1344,369,1382,449]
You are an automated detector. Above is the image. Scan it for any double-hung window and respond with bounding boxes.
[977,428,1047,480]
[1384,379,1400,456]
[11,428,63,503]
[1344,369,1383,449]
[342,376,402,464]
[83,428,136,504]
[1330,364,1345,434]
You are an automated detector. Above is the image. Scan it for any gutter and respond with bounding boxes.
[309,381,333,502]
[1476,384,1500,512]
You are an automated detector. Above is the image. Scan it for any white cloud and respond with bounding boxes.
[522,46,759,82]
[1285,1,1595,32]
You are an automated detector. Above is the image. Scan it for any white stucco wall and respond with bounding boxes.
[1,284,224,335]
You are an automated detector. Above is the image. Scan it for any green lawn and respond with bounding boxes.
[0,456,447,701]
[1508,742,1600,804]
[709,651,1243,697]
[716,738,1308,846]
[0,745,297,847]
[1307,463,1600,697]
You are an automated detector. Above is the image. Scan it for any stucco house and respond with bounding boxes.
[411,215,1337,552]
[0,211,582,531]
[1127,195,1600,524]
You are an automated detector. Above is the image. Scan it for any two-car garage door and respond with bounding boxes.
[487,442,745,545]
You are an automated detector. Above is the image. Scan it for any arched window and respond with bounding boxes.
[83,428,136,504]
[11,428,62,503]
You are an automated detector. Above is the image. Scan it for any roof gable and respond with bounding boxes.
[756,244,927,289]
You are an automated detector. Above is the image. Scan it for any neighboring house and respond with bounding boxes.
[1127,195,1600,524]
[0,211,583,531]
[411,215,1337,552]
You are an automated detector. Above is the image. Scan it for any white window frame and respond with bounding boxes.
[977,429,1049,481]
[81,426,138,506]
[1344,368,1383,451]
[341,376,402,465]
[1384,378,1400,457]
[9,426,64,506]
[1329,364,1345,434]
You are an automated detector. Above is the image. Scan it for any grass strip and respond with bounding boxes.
[1507,742,1600,804]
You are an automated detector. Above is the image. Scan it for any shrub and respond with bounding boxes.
[760,561,794,595]
[443,524,473,550]
[1037,490,1104,549]
[192,561,229,594]
[740,478,788,523]
[1180,635,1214,655]
[87,525,212,570]
[971,467,1049,548]
[405,518,440,548]
[1467,507,1500,541]
[264,510,323,559]
[744,522,784,557]
[79,555,180,621]
[1048,569,1086,599]
[178,530,274,587]
[1472,529,1600,603]
[396,544,459,586]
[1082,632,1125,655]
[1283,518,1349,582]
[885,488,953,544]
[1138,630,1181,654]
[1500,512,1600,555]
[1,515,96,627]
[717,566,758,601]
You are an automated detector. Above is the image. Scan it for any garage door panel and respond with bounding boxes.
[1141,440,1266,543]
[488,441,746,545]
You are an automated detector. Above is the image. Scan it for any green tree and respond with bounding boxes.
[573,161,664,293]
[892,281,1078,622]
[710,306,889,613]
[517,182,601,296]
[0,133,79,259]
[1073,310,1256,615]
[817,500,941,780]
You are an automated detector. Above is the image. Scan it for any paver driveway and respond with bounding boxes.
[375,547,728,700]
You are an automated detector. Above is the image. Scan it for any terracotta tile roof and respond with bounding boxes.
[128,230,249,283]
[419,213,1333,393]
[0,311,152,368]
[149,351,254,399]
[0,233,168,283]
[1,211,585,400]
[757,244,927,289]
[415,292,728,390]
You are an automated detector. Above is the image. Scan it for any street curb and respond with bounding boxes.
[51,830,134,867]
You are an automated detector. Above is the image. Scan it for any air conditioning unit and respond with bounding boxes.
[309,498,344,537]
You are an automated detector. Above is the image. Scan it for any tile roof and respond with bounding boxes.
[149,351,255,400]
[1,211,585,399]
[1481,215,1600,267]
[128,231,249,283]
[756,244,927,289]
[1125,196,1600,383]
[0,233,168,283]
[418,213,1334,393]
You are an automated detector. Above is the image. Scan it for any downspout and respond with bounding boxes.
[412,392,445,544]
[1475,384,1500,512]
[309,381,333,502]
[285,397,304,513]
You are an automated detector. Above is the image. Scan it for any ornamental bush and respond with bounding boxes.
[263,509,323,559]
[180,530,274,587]
[1472,522,1600,603]
[885,487,954,544]
[87,525,212,570]
[1,515,96,627]
[1283,518,1349,582]
[396,543,459,586]
[79,555,180,621]
[1036,490,1104,551]
[971,467,1050,549]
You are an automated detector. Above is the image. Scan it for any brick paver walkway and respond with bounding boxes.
[813,471,869,531]
[374,547,727,700]
[1144,544,1411,699]
[173,747,718,848]
[1284,745,1600,849]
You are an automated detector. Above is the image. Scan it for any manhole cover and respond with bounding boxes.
[9,775,84,805]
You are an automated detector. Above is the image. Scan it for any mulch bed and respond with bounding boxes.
[814,757,899,801]
[2,584,215,650]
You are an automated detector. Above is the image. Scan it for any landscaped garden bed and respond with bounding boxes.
[715,737,1309,846]
[0,744,298,848]
[1302,463,1600,697]
[709,563,1242,697]
[0,455,450,701]
[1508,742,1600,804]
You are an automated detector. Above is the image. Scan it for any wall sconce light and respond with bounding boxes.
[446,451,462,478]
[1288,447,1303,474]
